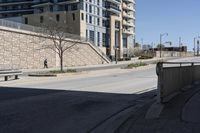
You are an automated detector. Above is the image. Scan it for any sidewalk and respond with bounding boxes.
[22,57,176,75]
[114,83,200,133]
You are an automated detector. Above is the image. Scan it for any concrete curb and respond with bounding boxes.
[28,74,57,77]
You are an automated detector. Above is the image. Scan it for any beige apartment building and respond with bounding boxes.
[21,0,136,60]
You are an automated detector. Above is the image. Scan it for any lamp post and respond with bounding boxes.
[194,36,200,56]
[179,37,182,57]
[160,33,168,58]
[197,40,200,56]
[115,47,119,64]
[194,37,196,56]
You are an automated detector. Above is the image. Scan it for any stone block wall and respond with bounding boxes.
[0,27,108,69]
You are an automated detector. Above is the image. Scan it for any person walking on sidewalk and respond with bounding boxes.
[44,59,48,68]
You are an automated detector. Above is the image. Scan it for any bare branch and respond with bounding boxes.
[63,41,79,52]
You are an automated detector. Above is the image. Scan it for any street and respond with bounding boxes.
[1,57,200,94]
[0,57,200,133]
[0,65,157,94]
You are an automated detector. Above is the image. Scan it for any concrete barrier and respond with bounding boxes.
[156,62,200,103]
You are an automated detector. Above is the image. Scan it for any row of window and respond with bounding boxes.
[85,0,100,6]
[86,29,129,48]
[86,15,110,27]
[86,30,107,47]
[24,13,77,24]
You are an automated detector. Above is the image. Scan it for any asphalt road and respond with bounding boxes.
[0,57,200,133]
[2,57,200,94]
[0,86,156,133]
[1,65,157,94]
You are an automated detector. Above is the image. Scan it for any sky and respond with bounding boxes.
[136,0,200,51]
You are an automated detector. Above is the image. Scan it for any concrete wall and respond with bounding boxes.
[155,51,188,57]
[156,62,200,103]
[0,26,108,69]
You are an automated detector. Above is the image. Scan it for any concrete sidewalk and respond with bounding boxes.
[115,83,200,133]
[22,57,176,75]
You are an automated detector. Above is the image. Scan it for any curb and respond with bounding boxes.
[28,74,57,77]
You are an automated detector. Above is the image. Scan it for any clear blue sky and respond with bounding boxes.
[136,0,200,51]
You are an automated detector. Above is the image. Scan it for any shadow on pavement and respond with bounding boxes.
[0,86,156,133]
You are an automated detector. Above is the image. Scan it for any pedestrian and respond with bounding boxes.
[44,59,48,68]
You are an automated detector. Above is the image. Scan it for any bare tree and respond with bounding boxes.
[35,13,84,72]
[129,46,143,57]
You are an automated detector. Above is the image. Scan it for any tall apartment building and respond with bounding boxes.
[0,0,136,58]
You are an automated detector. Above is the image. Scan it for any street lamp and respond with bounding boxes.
[115,47,119,64]
[198,40,200,56]
[113,46,119,64]
[179,37,182,57]
[160,33,168,58]
[194,36,200,56]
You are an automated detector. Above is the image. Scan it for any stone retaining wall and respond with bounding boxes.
[0,27,108,69]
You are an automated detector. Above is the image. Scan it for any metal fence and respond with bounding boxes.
[0,19,40,32]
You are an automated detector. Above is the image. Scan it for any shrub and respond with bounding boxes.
[49,69,77,74]
[124,62,147,69]
[139,54,153,59]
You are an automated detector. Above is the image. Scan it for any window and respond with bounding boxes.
[89,30,94,42]
[72,13,75,21]
[86,30,88,39]
[102,33,106,46]
[86,15,88,22]
[24,17,28,24]
[56,14,60,22]
[123,37,128,48]
[97,32,100,46]
[40,16,43,23]
[71,4,77,10]
[85,4,88,12]
[89,16,92,24]
[97,0,100,5]
[97,18,100,25]
[102,20,106,27]
[89,5,92,13]
[81,13,84,20]
[97,8,100,15]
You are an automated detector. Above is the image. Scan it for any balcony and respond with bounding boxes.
[123,20,133,27]
[57,0,79,5]
[106,0,121,5]
[32,0,54,8]
[0,8,34,14]
[123,0,134,3]
[0,0,33,6]
[122,11,133,19]
[106,4,121,14]
[122,3,134,11]
[123,28,134,35]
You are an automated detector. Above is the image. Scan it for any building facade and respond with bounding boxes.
[0,0,33,22]
[0,0,136,59]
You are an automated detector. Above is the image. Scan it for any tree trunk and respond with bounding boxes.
[60,52,63,72]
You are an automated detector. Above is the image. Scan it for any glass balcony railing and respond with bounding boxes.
[0,0,32,4]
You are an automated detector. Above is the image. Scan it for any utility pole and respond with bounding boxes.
[179,37,182,57]
[194,38,196,56]
[160,34,162,58]
[197,40,200,56]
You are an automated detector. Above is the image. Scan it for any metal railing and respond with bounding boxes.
[0,19,41,32]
